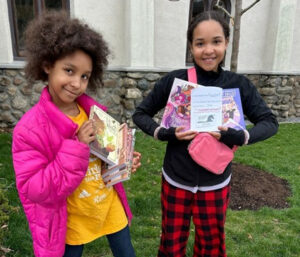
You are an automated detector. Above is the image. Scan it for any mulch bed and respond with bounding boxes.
[230,162,291,210]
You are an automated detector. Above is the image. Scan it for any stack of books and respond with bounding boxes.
[89,105,136,187]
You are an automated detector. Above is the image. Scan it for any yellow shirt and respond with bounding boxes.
[66,105,127,245]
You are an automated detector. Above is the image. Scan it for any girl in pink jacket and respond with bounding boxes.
[12,11,141,257]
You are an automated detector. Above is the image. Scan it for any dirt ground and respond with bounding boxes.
[230,162,291,210]
[1,127,291,211]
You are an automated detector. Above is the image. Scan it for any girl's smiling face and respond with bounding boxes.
[190,20,228,72]
[44,50,92,114]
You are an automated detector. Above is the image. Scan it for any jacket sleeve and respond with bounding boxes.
[240,77,279,144]
[132,72,177,139]
[12,126,90,204]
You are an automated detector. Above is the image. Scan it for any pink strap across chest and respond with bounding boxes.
[187,67,197,83]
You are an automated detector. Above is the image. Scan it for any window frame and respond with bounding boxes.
[7,0,70,60]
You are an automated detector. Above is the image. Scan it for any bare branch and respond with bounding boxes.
[241,0,261,15]
[214,0,235,25]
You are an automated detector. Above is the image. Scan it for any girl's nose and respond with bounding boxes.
[70,77,81,88]
[204,44,214,54]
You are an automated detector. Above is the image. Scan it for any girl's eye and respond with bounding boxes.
[214,40,222,45]
[82,74,89,80]
[65,68,73,74]
[196,42,203,47]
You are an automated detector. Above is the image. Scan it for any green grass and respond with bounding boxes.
[1,123,300,257]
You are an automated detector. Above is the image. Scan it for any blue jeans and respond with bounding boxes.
[63,225,136,257]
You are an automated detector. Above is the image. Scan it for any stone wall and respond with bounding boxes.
[0,68,300,128]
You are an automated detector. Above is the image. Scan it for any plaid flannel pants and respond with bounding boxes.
[158,176,230,257]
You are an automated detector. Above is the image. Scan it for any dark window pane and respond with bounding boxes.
[44,0,62,10]
[13,0,35,56]
[192,0,205,16]
[211,0,231,21]
[8,0,69,58]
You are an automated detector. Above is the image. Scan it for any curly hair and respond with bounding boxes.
[24,11,110,89]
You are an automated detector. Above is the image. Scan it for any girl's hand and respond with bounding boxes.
[131,151,141,173]
[175,127,198,141]
[209,126,245,148]
[77,120,96,144]
[208,126,228,140]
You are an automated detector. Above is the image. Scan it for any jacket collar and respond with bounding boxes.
[193,62,224,85]
[39,86,107,139]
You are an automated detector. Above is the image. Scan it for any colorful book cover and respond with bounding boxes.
[102,127,136,187]
[160,78,245,131]
[222,88,246,130]
[89,105,120,166]
[160,78,203,131]
[89,105,136,187]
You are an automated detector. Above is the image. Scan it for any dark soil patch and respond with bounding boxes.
[230,162,291,210]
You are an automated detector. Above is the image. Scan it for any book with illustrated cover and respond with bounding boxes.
[101,125,136,187]
[160,78,245,132]
[160,78,203,132]
[89,105,120,166]
[222,88,246,130]
[89,105,136,187]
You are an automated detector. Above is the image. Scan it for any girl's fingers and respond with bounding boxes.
[208,131,221,140]
[217,126,228,131]
[176,130,198,140]
[175,126,185,133]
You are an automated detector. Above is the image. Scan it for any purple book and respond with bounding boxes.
[222,88,246,130]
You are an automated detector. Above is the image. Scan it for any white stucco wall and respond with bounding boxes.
[290,0,300,72]
[154,0,190,69]
[273,0,298,72]
[238,0,275,72]
[0,1,14,63]
[72,0,127,67]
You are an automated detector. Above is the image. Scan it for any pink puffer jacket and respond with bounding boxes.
[12,87,132,257]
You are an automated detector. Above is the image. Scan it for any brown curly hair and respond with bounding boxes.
[24,10,110,89]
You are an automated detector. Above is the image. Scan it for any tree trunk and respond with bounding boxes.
[230,0,242,72]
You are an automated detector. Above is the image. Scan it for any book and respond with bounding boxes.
[160,78,201,132]
[190,86,223,132]
[222,88,246,130]
[101,126,136,187]
[89,105,136,186]
[160,78,245,132]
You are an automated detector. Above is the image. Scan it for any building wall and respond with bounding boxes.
[0,2,13,64]
[0,0,299,73]
[71,0,128,67]
[291,0,300,71]
[1,68,299,128]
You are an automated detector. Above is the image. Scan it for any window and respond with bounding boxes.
[7,0,70,60]
[186,0,231,64]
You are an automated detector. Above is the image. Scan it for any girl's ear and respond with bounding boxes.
[189,42,194,56]
[42,62,51,74]
[225,38,229,49]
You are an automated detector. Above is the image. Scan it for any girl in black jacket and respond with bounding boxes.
[133,11,278,257]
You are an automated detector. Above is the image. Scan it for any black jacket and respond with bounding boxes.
[132,65,278,187]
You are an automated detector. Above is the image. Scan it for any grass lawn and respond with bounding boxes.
[0,123,300,257]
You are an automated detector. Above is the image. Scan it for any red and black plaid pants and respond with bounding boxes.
[158,176,230,257]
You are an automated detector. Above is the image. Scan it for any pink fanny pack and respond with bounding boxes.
[187,67,237,174]
[188,133,236,174]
